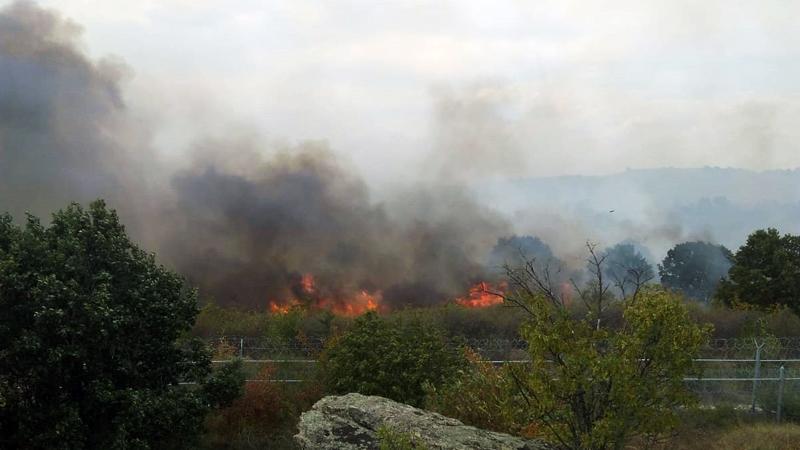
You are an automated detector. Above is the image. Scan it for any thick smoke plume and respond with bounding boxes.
[3,2,798,313]
[163,141,509,309]
[0,1,153,229]
[0,2,509,311]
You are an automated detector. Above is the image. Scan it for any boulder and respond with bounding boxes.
[295,393,552,450]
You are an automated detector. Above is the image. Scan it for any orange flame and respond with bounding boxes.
[300,273,315,293]
[318,289,381,316]
[268,273,382,316]
[269,298,301,314]
[455,281,504,308]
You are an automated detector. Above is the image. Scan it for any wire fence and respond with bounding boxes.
[204,336,800,422]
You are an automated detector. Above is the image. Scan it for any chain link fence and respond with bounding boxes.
[206,336,800,421]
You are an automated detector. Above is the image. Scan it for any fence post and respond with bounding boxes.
[751,339,764,413]
[239,338,244,358]
[777,365,786,423]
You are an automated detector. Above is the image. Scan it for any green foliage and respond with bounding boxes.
[194,303,271,337]
[320,311,466,407]
[513,285,711,450]
[717,228,800,314]
[0,201,241,449]
[659,241,733,302]
[377,426,429,450]
[203,359,247,409]
[203,365,325,450]
[425,350,531,436]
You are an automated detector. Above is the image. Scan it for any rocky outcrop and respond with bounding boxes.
[295,393,552,450]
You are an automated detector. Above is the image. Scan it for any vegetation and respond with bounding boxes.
[717,228,800,314]
[601,242,654,298]
[320,311,466,407]
[0,201,244,449]
[659,241,733,303]
[504,249,711,449]
[425,350,530,436]
[203,365,324,449]
[4,201,800,450]
[377,426,429,450]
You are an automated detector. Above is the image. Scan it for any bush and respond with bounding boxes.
[0,201,242,449]
[515,286,711,449]
[320,311,466,407]
[504,245,713,450]
[425,350,532,436]
[203,365,325,450]
[377,426,429,450]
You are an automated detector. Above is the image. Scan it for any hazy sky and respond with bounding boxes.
[30,0,800,184]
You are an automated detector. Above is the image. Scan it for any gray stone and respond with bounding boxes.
[294,393,553,450]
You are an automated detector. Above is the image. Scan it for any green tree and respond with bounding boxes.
[602,243,654,300]
[658,241,733,303]
[504,244,711,450]
[717,228,800,313]
[320,311,465,407]
[0,201,243,449]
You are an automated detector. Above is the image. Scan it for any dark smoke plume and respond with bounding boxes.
[164,142,509,309]
[0,2,512,310]
[6,2,792,313]
[0,1,152,227]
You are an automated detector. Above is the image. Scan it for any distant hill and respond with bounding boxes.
[477,167,800,264]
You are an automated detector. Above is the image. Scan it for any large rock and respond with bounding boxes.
[295,393,552,450]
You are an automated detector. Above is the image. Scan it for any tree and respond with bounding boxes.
[717,228,800,314]
[0,201,242,449]
[488,235,558,272]
[658,241,733,303]
[503,244,711,450]
[602,243,654,300]
[320,311,465,407]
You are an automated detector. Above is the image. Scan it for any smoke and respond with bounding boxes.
[162,140,510,308]
[0,1,509,310]
[0,1,154,229]
[2,1,799,312]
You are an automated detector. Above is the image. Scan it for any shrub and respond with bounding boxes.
[377,426,429,450]
[320,311,466,407]
[425,349,532,436]
[203,365,325,450]
[503,244,712,450]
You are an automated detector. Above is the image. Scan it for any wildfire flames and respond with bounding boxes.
[455,281,505,308]
[268,273,381,316]
[269,274,505,316]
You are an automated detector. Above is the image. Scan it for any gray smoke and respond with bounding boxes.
[0,1,154,230]
[163,141,510,308]
[0,2,513,309]
[3,1,799,311]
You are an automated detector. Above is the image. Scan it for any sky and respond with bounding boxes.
[27,0,800,186]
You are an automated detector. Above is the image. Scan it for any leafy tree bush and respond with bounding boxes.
[425,349,531,436]
[320,311,465,407]
[717,228,800,314]
[203,364,325,450]
[601,242,654,299]
[0,201,243,449]
[503,245,712,450]
[659,241,733,302]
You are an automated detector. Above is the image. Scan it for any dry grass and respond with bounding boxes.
[709,424,800,450]
[647,423,800,450]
